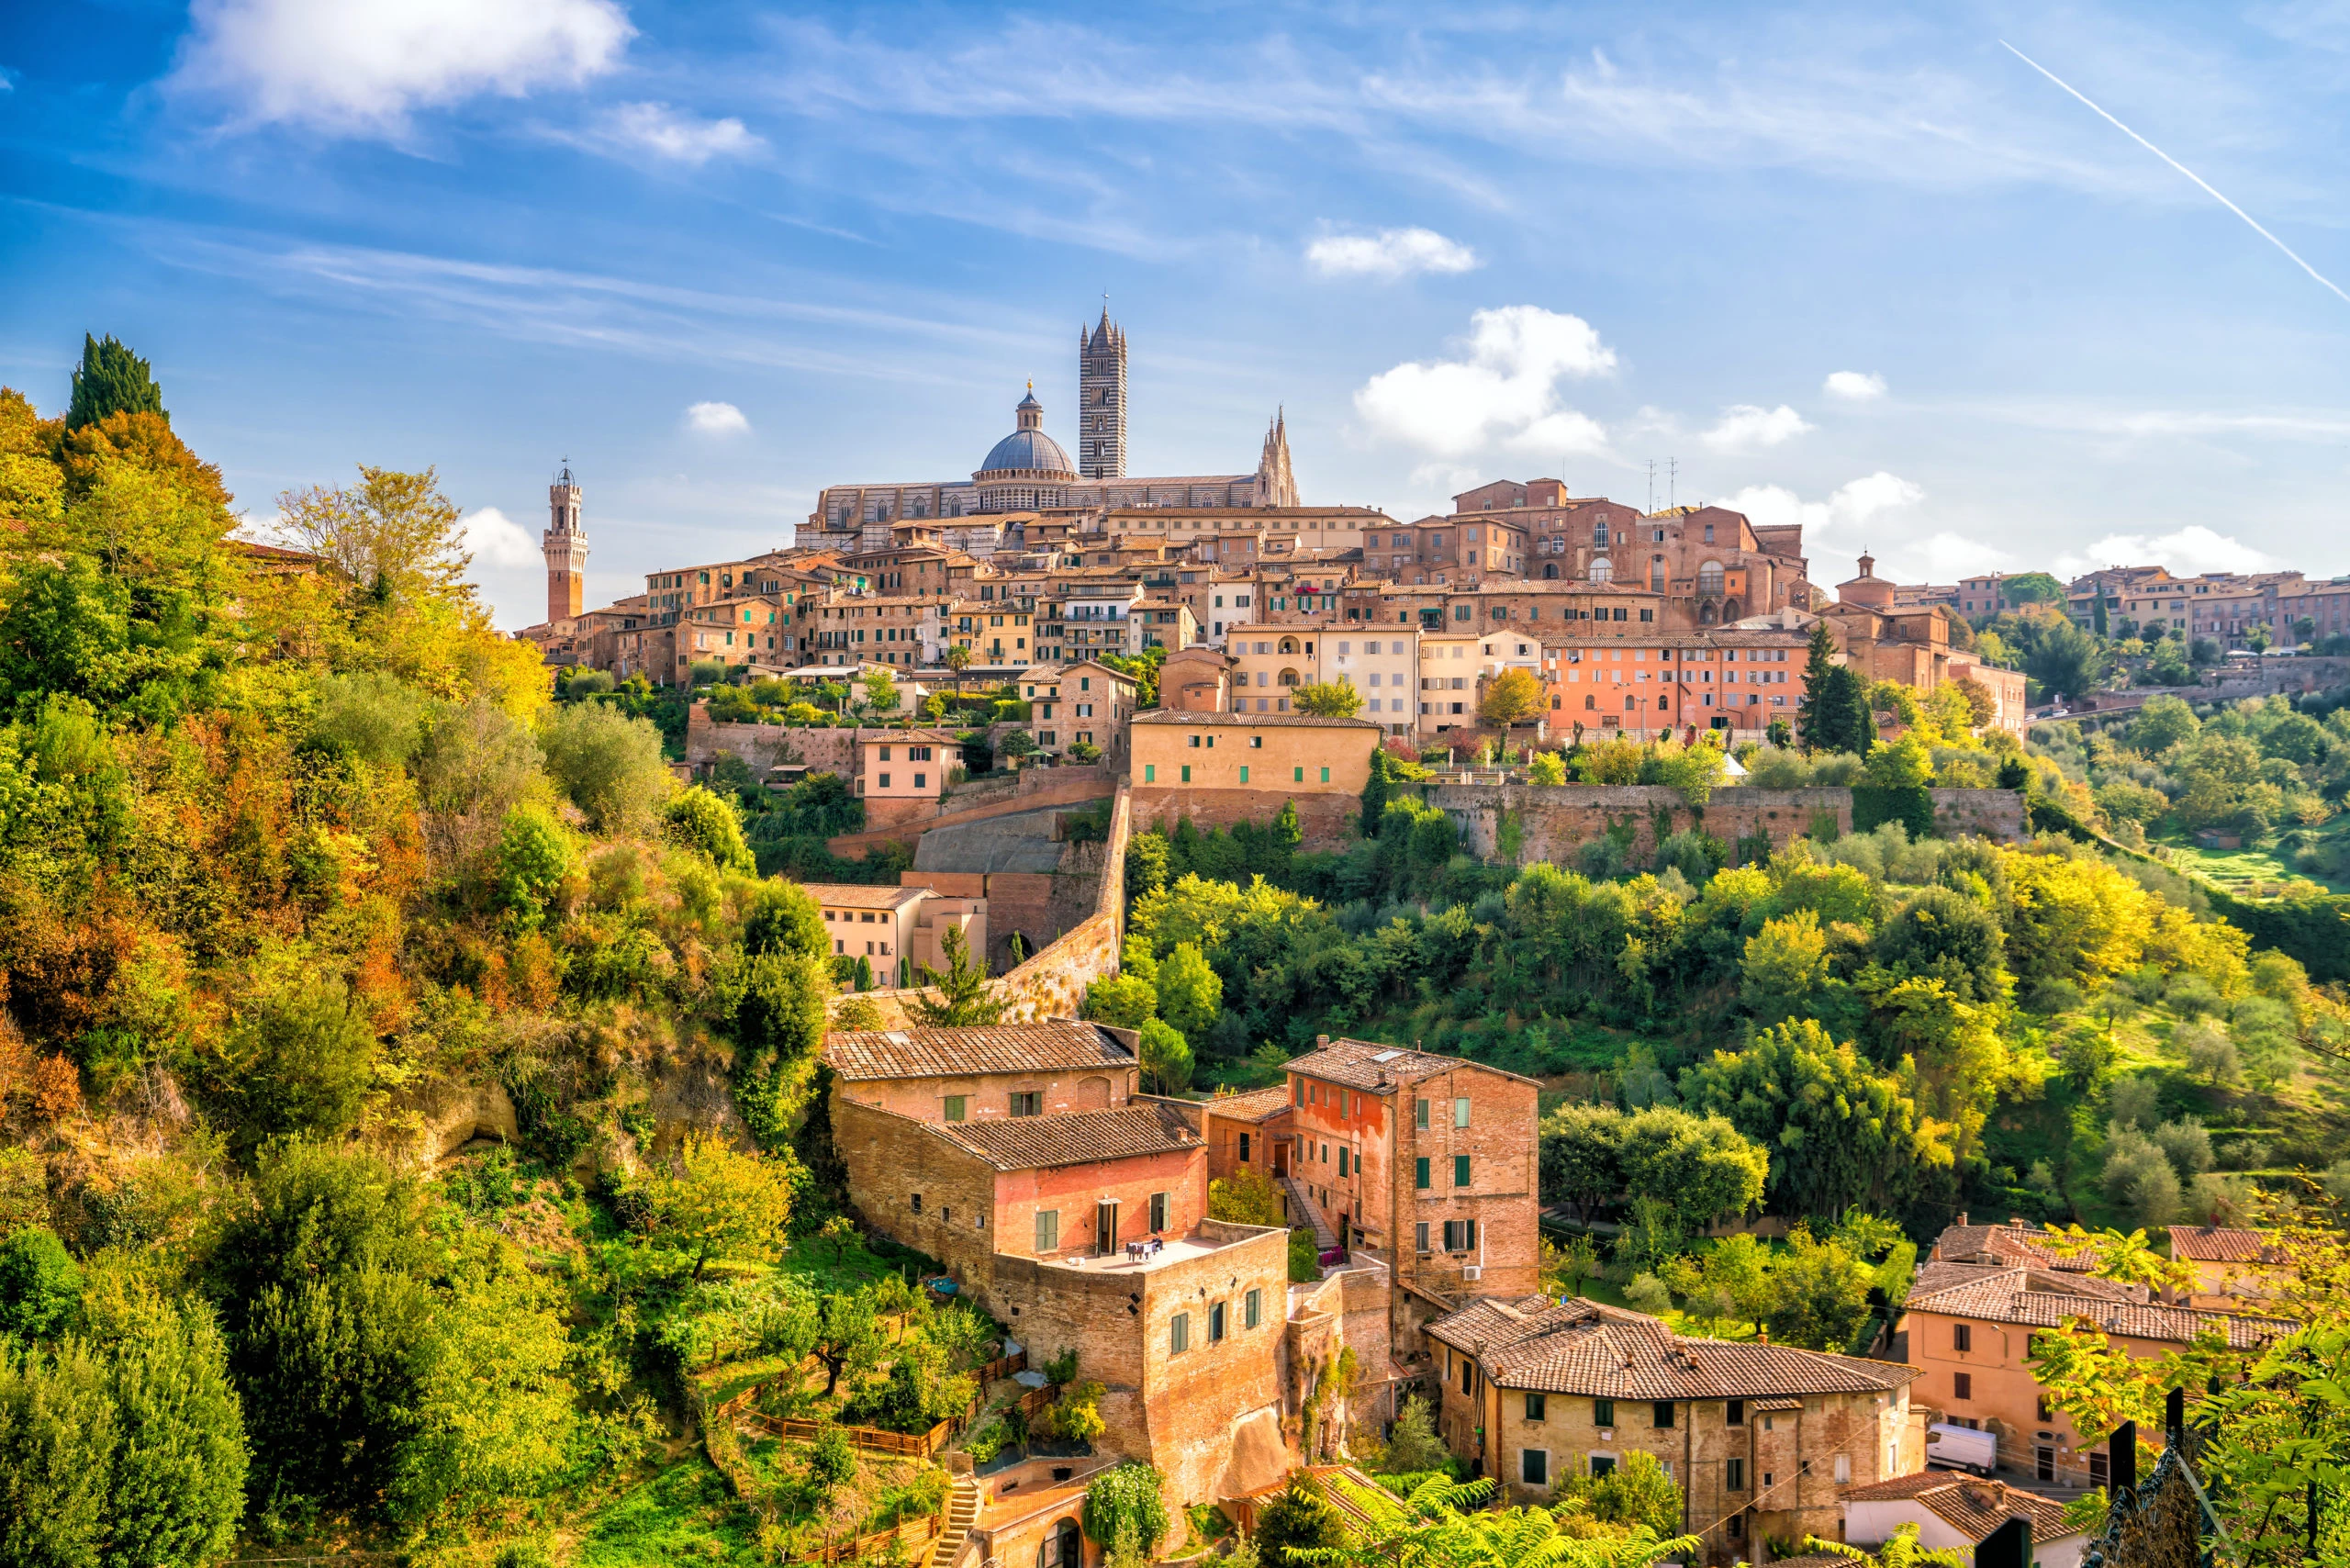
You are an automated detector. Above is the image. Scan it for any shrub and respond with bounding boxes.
[1083,1462,1169,1555]
[538,702,670,834]
[664,785,754,872]
[1288,1227,1321,1282]
[0,1227,84,1340]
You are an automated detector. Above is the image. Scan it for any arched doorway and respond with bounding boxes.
[1041,1517,1082,1568]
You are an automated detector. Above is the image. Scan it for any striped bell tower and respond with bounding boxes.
[544,462,588,622]
[1079,303,1126,480]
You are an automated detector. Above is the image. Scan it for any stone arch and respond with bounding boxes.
[1278,667,1303,687]
[1589,556,1613,584]
[1698,560,1726,596]
[1700,600,1718,625]
[1076,1074,1112,1109]
[1542,562,1560,579]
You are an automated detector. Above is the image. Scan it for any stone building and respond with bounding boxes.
[1841,1472,2087,1568]
[800,310,1299,547]
[1281,1038,1541,1308]
[543,465,588,622]
[825,1020,1142,1127]
[802,884,985,988]
[1199,1085,1294,1183]
[1427,1297,1923,1562]
[1129,711,1382,846]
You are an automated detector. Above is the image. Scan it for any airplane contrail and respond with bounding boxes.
[2000,39,2350,308]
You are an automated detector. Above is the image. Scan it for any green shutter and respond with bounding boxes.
[1454,1154,1471,1187]
[1415,1157,1430,1190]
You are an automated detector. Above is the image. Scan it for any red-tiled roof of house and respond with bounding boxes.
[1201,1086,1292,1124]
[1902,1267,2288,1350]
[824,1021,1135,1082]
[1929,1219,2098,1272]
[1285,1037,1538,1094]
[1841,1472,2076,1545]
[2166,1226,2284,1265]
[800,884,932,909]
[1426,1296,1917,1400]
[940,1101,1201,1171]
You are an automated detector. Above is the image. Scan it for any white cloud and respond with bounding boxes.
[1306,227,1480,279]
[1701,403,1812,453]
[598,102,761,163]
[2054,526,2278,579]
[171,0,633,136]
[461,506,539,567]
[686,399,750,435]
[1717,471,1924,542]
[1823,370,1886,400]
[1354,306,1616,457]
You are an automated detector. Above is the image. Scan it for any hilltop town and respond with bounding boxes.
[2,330,2346,1568]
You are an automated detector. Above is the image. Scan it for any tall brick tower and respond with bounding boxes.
[1078,303,1126,479]
[543,462,588,622]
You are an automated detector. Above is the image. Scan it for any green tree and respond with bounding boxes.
[1252,1473,1342,1562]
[213,976,380,1161]
[1209,1168,1284,1226]
[493,803,574,928]
[730,947,833,1152]
[642,1136,796,1282]
[909,924,1004,1026]
[1807,1522,1966,1568]
[1138,1019,1194,1095]
[1480,668,1545,726]
[537,702,671,834]
[0,1339,116,1565]
[1561,1449,1684,1539]
[0,1229,83,1341]
[1527,749,1567,785]
[1683,1019,1954,1217]
[742,879,828,958]
[1081,972,1158,1030]
[1155,943,1223,1038]
[861,667,901,720]
[1381,1394,1449,1476]
[2001,572,2065,607]
[1294,680,1364,718]
[1538,1103,1625,1222]
[275,465,474,605]
[1806,662,1874,756]
[665,784,755,872]
[1863,734,1933,787]
[805,1418,856,1501]
[1083,1462,1171,1556]
[809,1290,885,1397]
[1796,622,1841,752]
[1741,910,1830,1021]
[88,1290,250,1568]
[1616,1107,1768,1238]
[67,333,166,430]
[1765,1226,1875,1351]
[2023,615,2109,701]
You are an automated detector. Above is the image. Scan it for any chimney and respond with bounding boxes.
[1316,1034,1331,1047]
[1957,1212,1969,1227]
[1758,1330,1768,1345]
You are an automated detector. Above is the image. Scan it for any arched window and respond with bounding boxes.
[1589,557,1613,585]
[1698,561,1726,596]
[1543,562,1560,579]
[1700,602,1718,625]
[1583,694,1595,710]
[1279,637,1299,655]
[1651,557,1666,592]
[1279,667,1302,687]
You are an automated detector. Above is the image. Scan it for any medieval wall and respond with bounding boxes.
[1421,783,2028,866]
[1129,785,1359,851]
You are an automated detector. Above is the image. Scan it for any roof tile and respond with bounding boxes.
[1902,1266,2288,1349]
[825,1021,1135,1082]
[1841,1472,2076,1544]
[941,1101,1203,1171]
[1427,1296,1917,1400]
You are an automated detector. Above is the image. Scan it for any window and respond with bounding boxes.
[2036,1394,2053,1422]
[1245,1289,1262,1328]
[1454,1154,1471,1187]
[1727,1458,1746,1492]
[1521,1449,1550,1487]
[1416,1221,1431,1253]
[1953,1323,1972,1352]
[1653,1402,1675,1429]
[1181,765,1191,782]
[1011,1092,1043,1116]
[1416,1157,1430,1190]
[1834,1453,1852,1484]
[911,1193,922,1214]
[1589,1454,1617,1478]
[1295,1081,1304,1107]
[1443,1219,1476,1251]
[1454,1096,1471,1127]
[1594,1398,1616,1428]
[1239,766,1248,783]
[1145,765,1155,782]
[1320,767,1330,782]
[1526,1393,1548,1421]
[1416,1098,1430,1128]
[1239,1133,1251,1163]
[1338,1148,1350,1177]
[1209,1302,1227,1343]
[944,1095,968,1122]
[1293,767,1304,782]
[2088,1451,2109,1487]
[1149,1192,1169,1232]
[1170,1312,1191,1355]
[1953,1372,1973,1401]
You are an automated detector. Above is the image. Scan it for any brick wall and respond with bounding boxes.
[1392,1068,1541,1301]
[832,1096,1003,1284]
[834,1057,1139,1126]
[1422,783,2029,865]
[1131,786,1359,850]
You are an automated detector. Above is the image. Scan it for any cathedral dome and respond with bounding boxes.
[976,385,1077,480]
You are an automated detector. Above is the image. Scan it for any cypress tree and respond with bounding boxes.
[1796,622,1840,753]
[66,333,167,430]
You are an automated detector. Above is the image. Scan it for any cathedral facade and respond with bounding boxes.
[799,308,1297,550]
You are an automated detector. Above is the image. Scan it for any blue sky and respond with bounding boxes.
[6,0,2350,627]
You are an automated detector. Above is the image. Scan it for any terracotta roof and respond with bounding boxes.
[1841,1472,2076,1545]
[824,1021,1136,1082]
[862,729,965,745]
[1286,1037,1536,1093]
[1903,1267,2288,1349]
[1132,711,1384,730]
[1202,1086,1293,1124]
[2167,1226,2284,1265]
[800,884,931,909]
[1929,1221,2097,1272]
[1909,1260,2144,1305]
[1427,1296,1918,1400]
[941,1101,1203,1170]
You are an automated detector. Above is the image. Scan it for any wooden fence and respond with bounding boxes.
[777,1509,944,1565]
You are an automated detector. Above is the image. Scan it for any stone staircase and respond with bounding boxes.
[1283,1174,1339,1254]
[929,1474,983,1568]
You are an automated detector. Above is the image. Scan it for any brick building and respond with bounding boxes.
[825,1020,1142,1126]
[1898,1258,2284,1486]
[1281,1038,1541,1304]
[1427,1297,1922,1561]
[1199,1085,1294,1183]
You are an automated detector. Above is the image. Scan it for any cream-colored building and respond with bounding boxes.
[856,729,961,805]
[1018,661,1137,760]
[801,883,987,987]
[1322,628,1418,738]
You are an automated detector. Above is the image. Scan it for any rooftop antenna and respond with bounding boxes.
[1668,456,1678,510]
[1646,460,1656,515]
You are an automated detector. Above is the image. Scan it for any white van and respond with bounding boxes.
[1926,1422,1998,1476]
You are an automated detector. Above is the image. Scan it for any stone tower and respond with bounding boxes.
[1078,305,1126,479]
[544,463,588,622]
[1255,409,1298,508]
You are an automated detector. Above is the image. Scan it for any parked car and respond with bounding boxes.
[1925,1421,1998,1476]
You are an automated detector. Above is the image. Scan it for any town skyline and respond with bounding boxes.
[9,2,2350,628]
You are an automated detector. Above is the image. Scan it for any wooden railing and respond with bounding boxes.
[778,1510,944,1565]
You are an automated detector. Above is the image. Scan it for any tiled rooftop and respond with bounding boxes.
[824,1021,1135,1082]
[1426,1296,1917,1400]
[1284,1037,1533,1093]
[1903,1266,2288,1349]
[800,884,930,909]
[1841,1472,2076,1544]
[943,1101,1201,1171]
[2167,1226,2283,1265]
